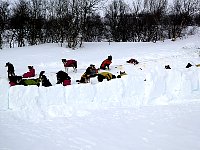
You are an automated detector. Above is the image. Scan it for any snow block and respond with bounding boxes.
[0,67,199,118]
[0,78,10,110]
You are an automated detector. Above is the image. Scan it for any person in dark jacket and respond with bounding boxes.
[86,64,98,77]
[5,62,15,77]
[100,55,112,70]
[56,70,71,86]
[39,71,52,87]
[76,64,98,83]
[23,66,35,78]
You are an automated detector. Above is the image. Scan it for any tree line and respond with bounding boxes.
[0,0,200,49]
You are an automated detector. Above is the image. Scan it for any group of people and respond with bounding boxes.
[6,63,52,87]
[75,55,122,83]
[5,55,127,87]
[7,56,198,87]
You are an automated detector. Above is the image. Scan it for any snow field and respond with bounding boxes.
[1,34,200,150]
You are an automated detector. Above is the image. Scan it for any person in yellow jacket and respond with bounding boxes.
[97,72,116,82]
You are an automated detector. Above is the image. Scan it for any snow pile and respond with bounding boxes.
[0,78,10,110]
[0,65,199,120]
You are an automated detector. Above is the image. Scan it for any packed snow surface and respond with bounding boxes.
[0,35,200,150]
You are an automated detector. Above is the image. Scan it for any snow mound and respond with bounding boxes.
[1,66,200,121]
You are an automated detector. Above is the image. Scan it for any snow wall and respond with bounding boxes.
[0,67,200,120]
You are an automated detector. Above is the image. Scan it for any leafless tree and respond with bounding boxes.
[10,0,30,47]
[169,0,200,41]
[0,1,9,49]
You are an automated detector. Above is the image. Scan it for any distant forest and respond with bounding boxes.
[0,0,200,49]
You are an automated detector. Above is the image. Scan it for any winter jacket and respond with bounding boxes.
[23,68,35,78]
[76,72,90,83]
[86,66,98,77]
[99,72,113,80]
[98,72,115,82]
[64,59,77,68]
[100,59,112,70]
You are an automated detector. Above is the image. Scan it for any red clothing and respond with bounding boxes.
[23,69,35,78]
[64,60,77,67]
[63,80,71,86]
[9,81,16,86]
[100,59,112,69]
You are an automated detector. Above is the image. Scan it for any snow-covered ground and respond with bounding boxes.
[0,34,200,150]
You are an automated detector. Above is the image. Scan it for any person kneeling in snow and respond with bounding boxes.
[8,71,51,87]
[5,62,15,77]
[76,64,98,83]
[23,66,35,78]
[56,70,71,86]
[39,71,52,87]
[86,64,98,77]
[100,55,112,70]
[97,72,116,82]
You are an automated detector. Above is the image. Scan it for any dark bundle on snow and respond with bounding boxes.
[56,70,71,84]
[39,71,52,87]
[126,59,139,65]
[165,65,171,69]
[186,63,193,68]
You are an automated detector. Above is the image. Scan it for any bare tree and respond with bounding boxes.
[0,1,9,49]
[79,0,102,41]
[10,0,30,47]
[169,0,200,41]
[27,0,45,45]
[105,0,130,42]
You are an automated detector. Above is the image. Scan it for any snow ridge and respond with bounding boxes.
[1,66,199,120]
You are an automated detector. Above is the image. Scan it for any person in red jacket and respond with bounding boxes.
[100,55,112,70]
[23,66,35,78]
